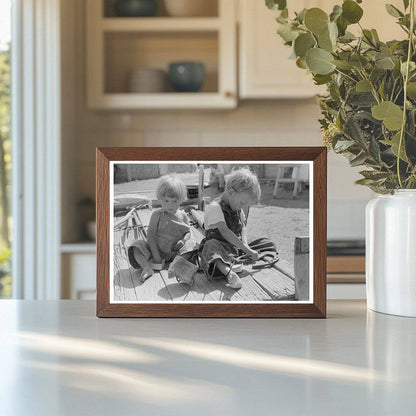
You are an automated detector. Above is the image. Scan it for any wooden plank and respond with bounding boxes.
[159,270,207,302]
[236,271,274,301]
[113,238,138,302]
[132,270,171,302]
[193,273,231,302]
[248,266,295,300]
[192,270,272,302]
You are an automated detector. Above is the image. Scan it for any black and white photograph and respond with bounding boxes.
[110,161,313,303]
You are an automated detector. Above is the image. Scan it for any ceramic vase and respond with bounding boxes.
[366,190,416,317]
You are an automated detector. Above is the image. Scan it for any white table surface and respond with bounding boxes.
[0,300,415,416]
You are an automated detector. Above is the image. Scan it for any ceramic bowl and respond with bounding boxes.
[127,68,167,93]
[164,0,217,17]
[114,0,158,17]
[168,62,205,93]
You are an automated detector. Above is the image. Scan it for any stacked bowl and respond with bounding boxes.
[127,68,167,93]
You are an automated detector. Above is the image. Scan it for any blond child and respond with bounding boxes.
[200,168,261,289]
[128,174,191,282]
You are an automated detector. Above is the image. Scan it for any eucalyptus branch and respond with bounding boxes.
[397,0,415,187]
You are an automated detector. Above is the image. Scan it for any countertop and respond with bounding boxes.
[0,300,415,415]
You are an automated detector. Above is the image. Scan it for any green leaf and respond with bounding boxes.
[334,139,356,152]
[342,0,363,24]
[330,5,343,22]
[403,0,410,10]
[355,178,377,185]
[266,0,287,11]
[350,152,368,167]
[372,101,404,130]
[333,59,353,70]
[336,15,348,36]
[369,136,381,162]
[328,21,338,45]
[407,82,416,99]
[401,61,416,76]
[362,29,375,44]
[359,170,391,180]
[294,33,315,57]
[339,31,356,42]
[277,23,299,42]
[306,48,335,75]
[296,57,307,69]
[318,31,334,52]
[385,4,404,18]
[375,56,395,70]
[356,79,372,92]
[382,132,409,162]
[313,74,332,85]
[350,53,368,69]
[295,8,307,22]
[304,8,329,35]
[371,29,380,42]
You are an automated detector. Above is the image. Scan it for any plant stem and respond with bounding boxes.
[334,68,357,83]
[397,0,415,188]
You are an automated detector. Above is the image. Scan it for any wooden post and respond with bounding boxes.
[292,165,300,198]
[273,166,283,198]
[198,165,205,211]
[294,236,309,301]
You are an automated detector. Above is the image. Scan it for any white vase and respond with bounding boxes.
[366,190,416,317]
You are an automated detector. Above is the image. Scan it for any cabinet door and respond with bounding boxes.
[239,0,405,99]
[239,0,322,99]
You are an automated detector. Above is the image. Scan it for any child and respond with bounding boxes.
[200,168,261,289]
[127,174,192,282]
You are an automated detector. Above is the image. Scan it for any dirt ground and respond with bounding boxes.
[114,170,309,271]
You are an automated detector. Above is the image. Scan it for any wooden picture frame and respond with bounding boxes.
[96,147,327,318]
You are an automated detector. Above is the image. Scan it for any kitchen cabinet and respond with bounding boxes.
[86,0,237,109]
[239,0,325,99]
[238,0,405,99]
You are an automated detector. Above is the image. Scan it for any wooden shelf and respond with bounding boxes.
[101,17,221,32]
[89,92,235,110]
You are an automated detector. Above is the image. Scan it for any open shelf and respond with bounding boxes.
[104,31,218,94]
[86,0,236,109]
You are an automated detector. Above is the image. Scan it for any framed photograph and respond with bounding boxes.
[96,147,326,318]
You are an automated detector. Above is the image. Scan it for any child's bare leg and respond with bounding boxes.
[130,246,154,282]
[212,259,242,289]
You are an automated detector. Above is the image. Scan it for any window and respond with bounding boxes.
[0,0,11,298]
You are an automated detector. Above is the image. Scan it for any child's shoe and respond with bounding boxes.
[173,232,191,252]
[140,266,154,282]
[227,271,242,289]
